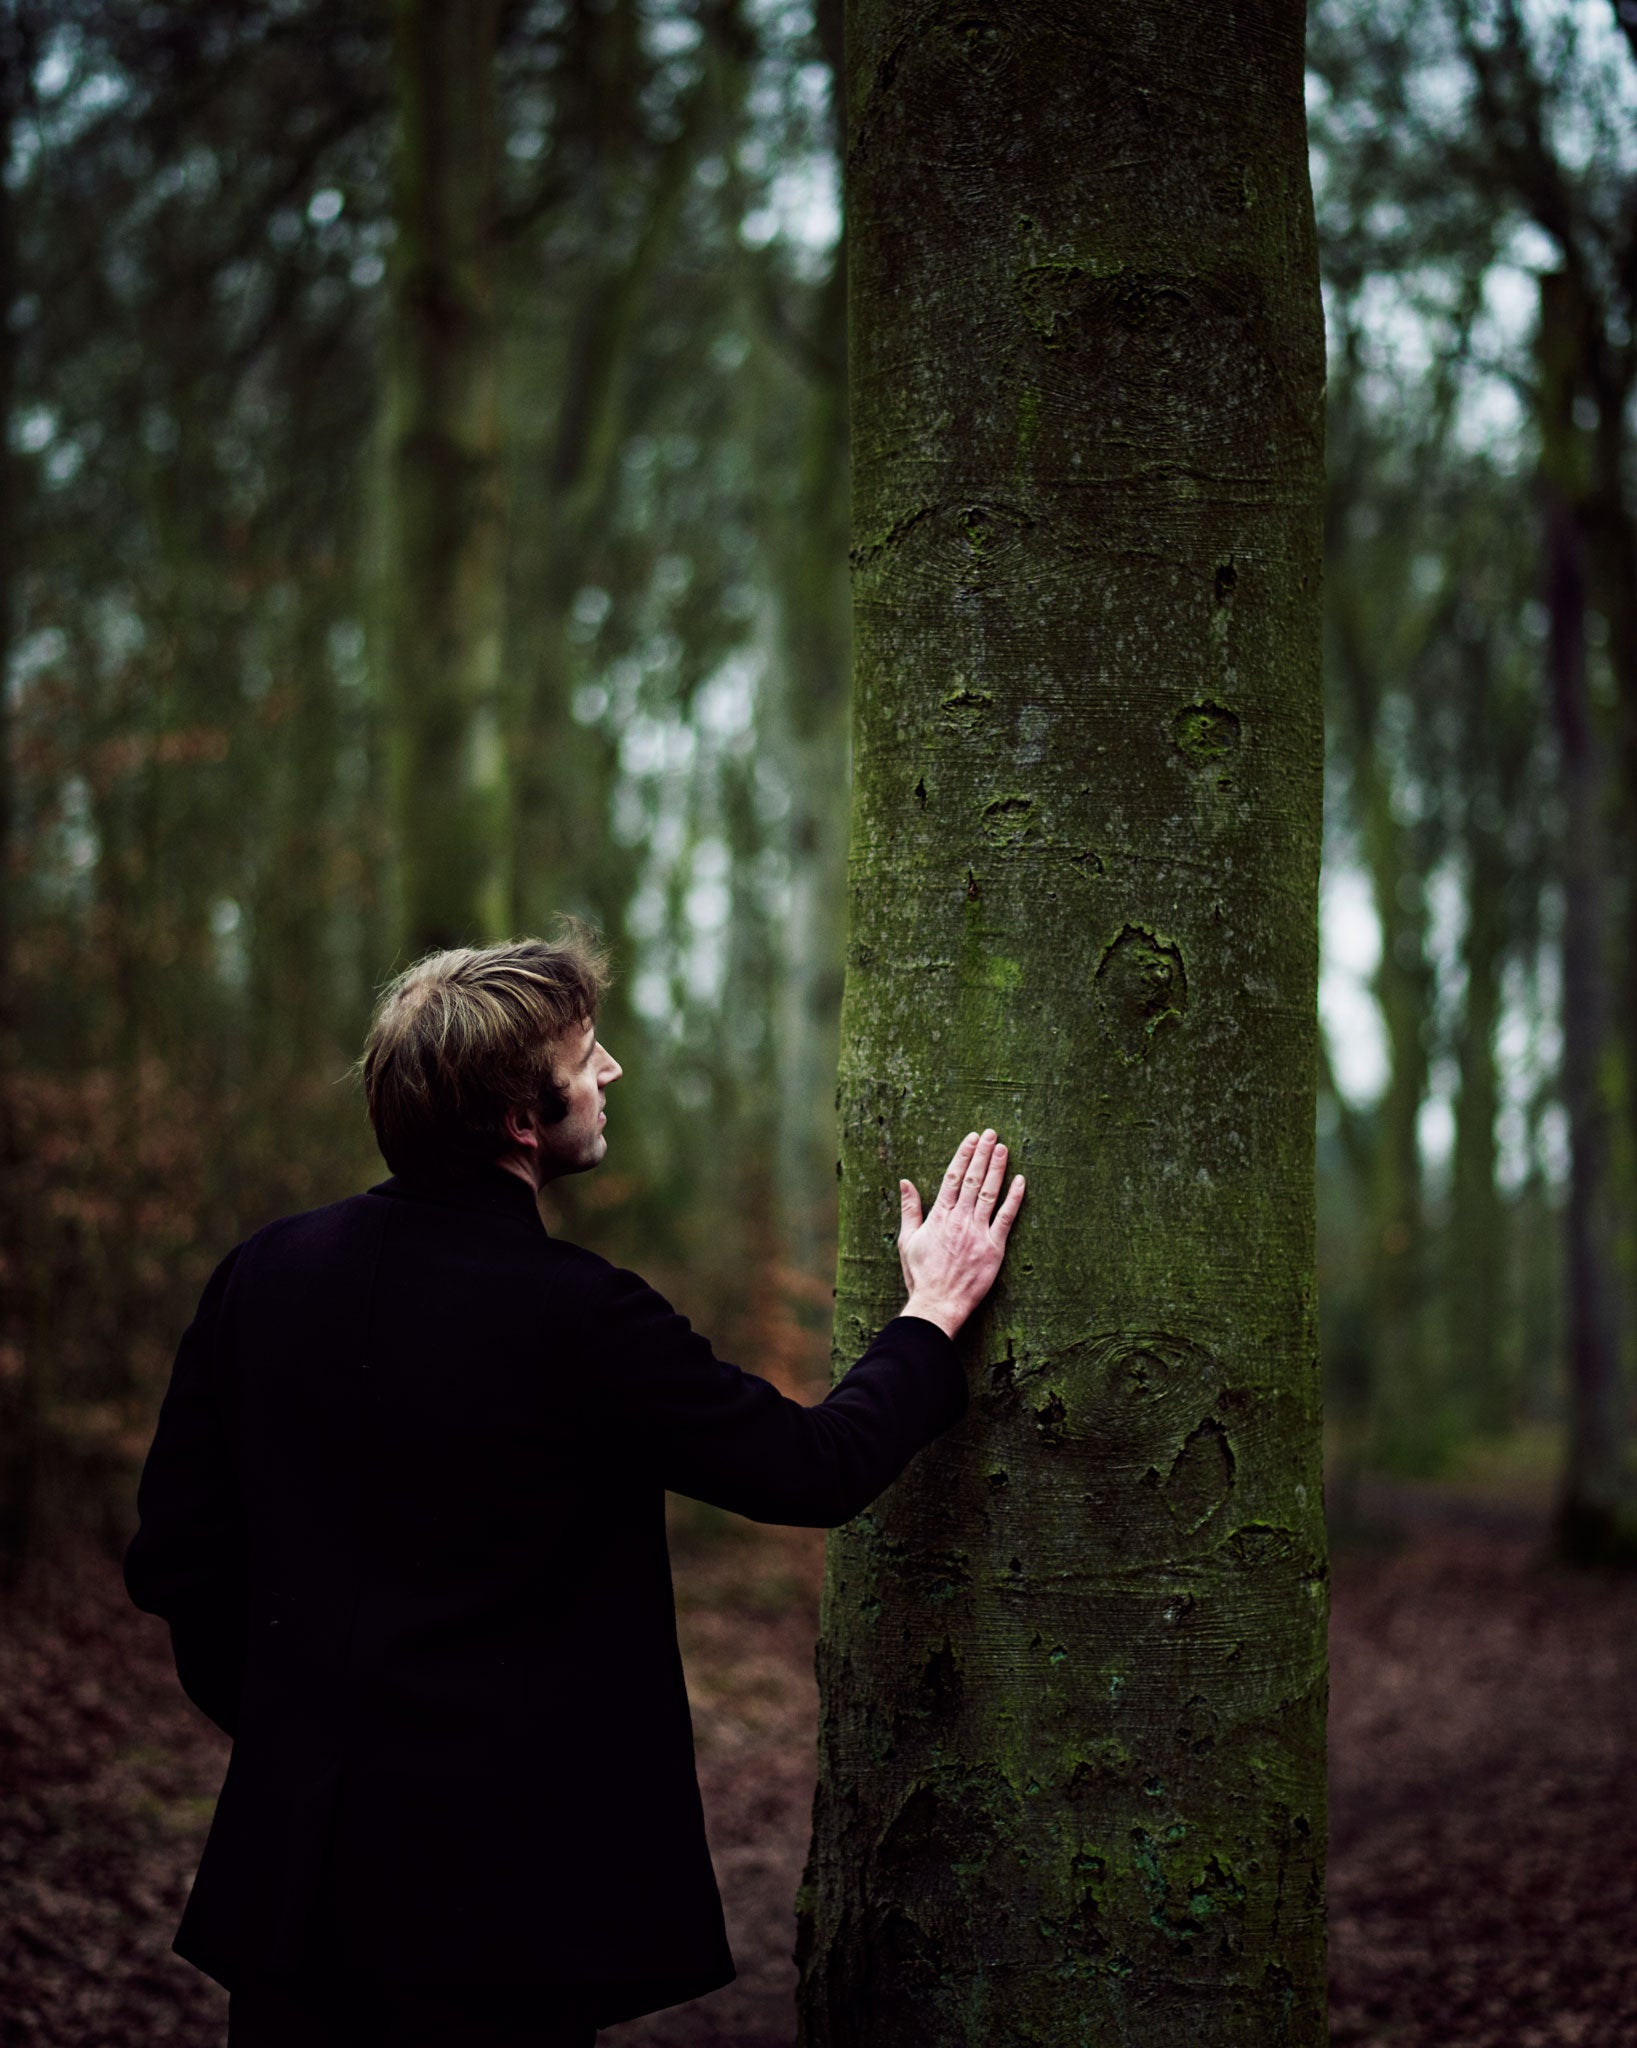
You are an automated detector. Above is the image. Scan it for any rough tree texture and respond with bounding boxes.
[383,0,509,954]
[797,5,1327,2043]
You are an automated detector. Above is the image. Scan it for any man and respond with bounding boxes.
[126,929,1026,2046]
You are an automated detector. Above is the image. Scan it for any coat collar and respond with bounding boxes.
[372,1165,547,1232]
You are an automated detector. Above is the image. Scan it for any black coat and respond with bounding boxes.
[124,1167,965,2024]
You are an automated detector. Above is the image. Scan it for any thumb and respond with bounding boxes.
[898,1178,923,1240]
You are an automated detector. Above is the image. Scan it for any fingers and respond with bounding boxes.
[898,1178,923,1241]
[958,1130,998,1213]
[934,1131,979,1212]
[988,1173,1026,1243]
[932,1128,1021,1234]
[979,1136,1008,1209]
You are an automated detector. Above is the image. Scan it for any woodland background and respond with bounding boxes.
[2,2,1637,2042]
[4,0,1636,1558]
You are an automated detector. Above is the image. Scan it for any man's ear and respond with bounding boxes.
[502,1105,539,1155]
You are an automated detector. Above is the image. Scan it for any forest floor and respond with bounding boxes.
[3,1482,1635,2048]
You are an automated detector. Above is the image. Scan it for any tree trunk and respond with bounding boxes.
[1540,271,1629,1562]
[508,0,730,937]
[507,0,649,936]
[798,6,1328,2042]
[771,0,850,1277]
[1326,566,1432,1465]
[383,0,509,955]
[1591,368,1637,1322]
[1448,804,1507,1433]
[1448,620,1528,1440]
[0,4,33,1581]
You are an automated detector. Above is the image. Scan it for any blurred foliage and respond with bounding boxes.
[2,0,1635,1567]
[1,0,849,1565]
[1309,0,1637,1552]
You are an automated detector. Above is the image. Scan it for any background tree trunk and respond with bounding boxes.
[1539,271,1629,1561]
[1449,798,1508,1432]
[508,0,717,936]
[1446,614,1533,1439]
[1330,598,1433,1461]
[797,5,1329,2042]
[383,0,509,955]
[770,0,850,1277]
[0,2,33,1581]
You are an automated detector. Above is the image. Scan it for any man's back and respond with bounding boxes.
[127,1166,966,2023]
[126,934,1022,2040]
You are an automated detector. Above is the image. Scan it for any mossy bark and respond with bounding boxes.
[383,0,509,955]
[797,5,1327,2042]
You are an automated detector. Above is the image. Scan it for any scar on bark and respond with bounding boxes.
[1176,565,1245,767]
[1158,1415,1236,1531]
[1178,1694,1220,1754]
[1217,1521,1299,1569]
[939,683,993,735]
[1034,1389,1068,1444]
[939,11,1006,70]
[917,1639,961,1717]
[1094,924,1187,1062]
[849,502,936,569]
[1067,1741,1132,1796]
[979,793,1037,847]
[1173,700,1241,764]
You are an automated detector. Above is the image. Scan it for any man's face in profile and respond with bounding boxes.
[536,1019,623,1181]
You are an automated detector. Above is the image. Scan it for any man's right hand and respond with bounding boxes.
[897,1129,1026,1340]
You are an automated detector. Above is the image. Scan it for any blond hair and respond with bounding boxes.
[361,924,611,1178]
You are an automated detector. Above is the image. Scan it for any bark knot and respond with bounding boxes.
[1173,700,1241,765]
[1094,925,1187,1062]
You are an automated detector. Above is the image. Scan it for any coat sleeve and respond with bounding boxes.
[124,1247,248,1736]
[576,1261,968,1527]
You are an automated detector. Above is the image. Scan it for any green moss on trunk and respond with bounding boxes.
[798,4,1328,2040]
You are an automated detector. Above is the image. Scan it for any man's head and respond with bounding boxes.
[361,926,618,1185]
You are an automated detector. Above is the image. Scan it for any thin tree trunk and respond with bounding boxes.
[509,0,732,935]
[0,4,33,1580]
[1327,591,1432,1461]
[798,5,1328,2040]
[771,0,850,1276]
[1449,809,1507,1432]
[1516,1137,1562,1427]
[1592,394,1637,1319]
[1448,618,1524,1440]
[383,0,509,955]
[1540,272,1629,1561]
